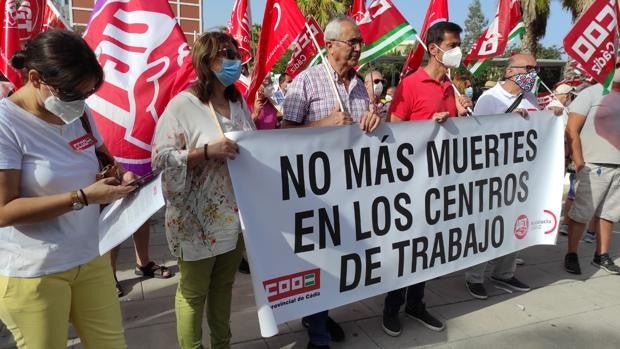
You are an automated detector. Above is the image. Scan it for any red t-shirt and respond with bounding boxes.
[389,68,457,121]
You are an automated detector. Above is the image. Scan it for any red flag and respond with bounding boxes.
[563,0,618,90]
[285,17,324,79]
[247,0,305,105]
[227,0,252,65]
[463,0,522,67]
[1,0,68,88]
[83,0,192,175]
[401,0,448,77]
[348,0,366,22]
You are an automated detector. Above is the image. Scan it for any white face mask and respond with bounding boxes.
[385,94,393,102]
[263,85,274,98]
[437,46,462,68]
[40,86,85,124]
[613,67,620,83]
[373,82,383,97]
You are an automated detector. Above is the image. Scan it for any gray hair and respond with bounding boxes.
[324,15,357,41]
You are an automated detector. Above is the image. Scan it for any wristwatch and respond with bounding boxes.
[71,191,84,211]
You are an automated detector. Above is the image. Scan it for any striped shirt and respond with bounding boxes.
[283,63,369,124]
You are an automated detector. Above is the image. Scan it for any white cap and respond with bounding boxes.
[554,83,575,95]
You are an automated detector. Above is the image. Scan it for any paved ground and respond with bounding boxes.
[2,213,620,348]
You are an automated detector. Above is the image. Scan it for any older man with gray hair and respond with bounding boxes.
[282,15,380,349]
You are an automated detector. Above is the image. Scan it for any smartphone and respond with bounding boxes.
[126,170,161,188]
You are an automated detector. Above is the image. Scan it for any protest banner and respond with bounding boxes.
[227,111,564,337]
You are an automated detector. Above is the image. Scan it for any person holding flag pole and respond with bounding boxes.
[282,15,380,349]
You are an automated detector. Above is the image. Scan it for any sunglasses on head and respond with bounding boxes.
[373,79,386,85]
[218,47,240,60]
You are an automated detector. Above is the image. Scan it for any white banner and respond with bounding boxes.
[227,112,564,337]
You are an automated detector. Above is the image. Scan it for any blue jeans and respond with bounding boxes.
[383,282,426,316]
[303,310,329,346]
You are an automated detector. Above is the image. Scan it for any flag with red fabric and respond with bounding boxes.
[285,16,324,79]
[1,0,67,88]
[464,0,524,75]
[227,0,252,65]
[348,0,366,22]
[1,0,23,87]
[247,0,305,105]
[83,0,192,175]
[356,0,417,65]
[400,0,448,78]
[563,0,618,93]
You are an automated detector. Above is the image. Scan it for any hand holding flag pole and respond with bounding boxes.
[305,21,345,112]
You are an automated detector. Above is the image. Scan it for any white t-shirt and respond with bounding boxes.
[473,82,540,116]
[0,99,103,277]
[546,99,569,126]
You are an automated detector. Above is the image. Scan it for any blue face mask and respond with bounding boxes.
[464,86,473,98]
[214,58,242,87]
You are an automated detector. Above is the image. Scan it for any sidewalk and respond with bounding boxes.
[2,216,620,349]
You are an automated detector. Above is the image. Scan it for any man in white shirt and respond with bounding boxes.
[474,53,540,117]
[464,53,539,300]
[547,83,576,126]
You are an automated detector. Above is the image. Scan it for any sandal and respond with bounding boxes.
[135,261,174,279]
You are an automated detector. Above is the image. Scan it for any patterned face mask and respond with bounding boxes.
[511,70,538,92]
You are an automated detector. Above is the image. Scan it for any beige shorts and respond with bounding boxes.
[568,163,620,223]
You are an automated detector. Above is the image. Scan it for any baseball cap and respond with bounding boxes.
[554,83,575,95]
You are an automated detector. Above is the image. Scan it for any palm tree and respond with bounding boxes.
[561,0,595,21]
[520,0,551,56]
[296,0,352,28]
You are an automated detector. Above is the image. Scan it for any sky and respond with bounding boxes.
[202,0,572,49]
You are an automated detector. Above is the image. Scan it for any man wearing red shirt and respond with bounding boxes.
[381,21,471,338]
[389,22,470,122]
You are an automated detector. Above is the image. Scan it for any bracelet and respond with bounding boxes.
[78,189,88,206]
[203,143,209,160]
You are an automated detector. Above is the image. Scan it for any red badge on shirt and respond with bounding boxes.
[69,133,97,151]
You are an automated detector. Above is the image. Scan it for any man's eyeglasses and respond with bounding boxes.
[510,65,540,73]
[373,78,386,85]
[331,38,364,48]
[219,47,240,60]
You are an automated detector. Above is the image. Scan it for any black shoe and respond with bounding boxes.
[490,276,531,292]
[564,252,581,274]
[405,307,445,332]
[466,281,488,300]
[307,343,330,349]
[326,316,345,342]
[592,253,620,275]
[381,312,401,337]
[238,258,250,274]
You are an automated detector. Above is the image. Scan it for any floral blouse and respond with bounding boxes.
[152,92,255,261]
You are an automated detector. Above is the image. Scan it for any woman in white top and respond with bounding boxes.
[0,30,136,348]
[152,31,254,349]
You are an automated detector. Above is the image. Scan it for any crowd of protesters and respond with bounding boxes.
[0,13,617,349]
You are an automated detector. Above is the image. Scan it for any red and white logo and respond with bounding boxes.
[514,214,529,239]
[69,133,97,151]
[83,0,191,174]
[263,268,320,303]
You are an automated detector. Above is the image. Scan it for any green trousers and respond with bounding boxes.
[175,238,244,349]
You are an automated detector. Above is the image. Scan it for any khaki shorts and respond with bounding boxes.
[569,163,620,223]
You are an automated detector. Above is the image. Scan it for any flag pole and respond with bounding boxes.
[413,34,473,115]
[305,21,345,112]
